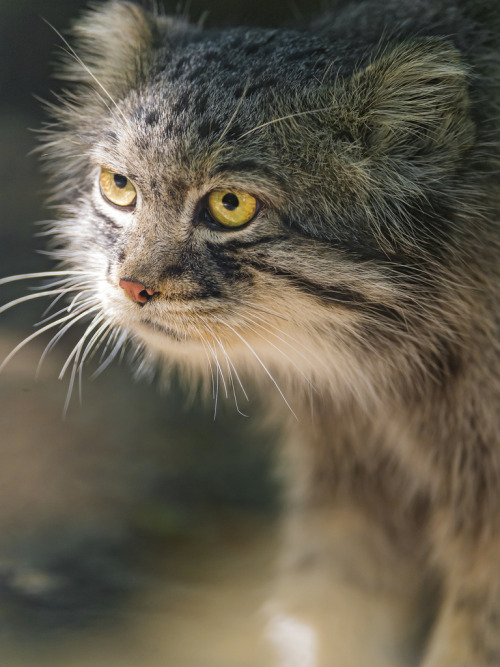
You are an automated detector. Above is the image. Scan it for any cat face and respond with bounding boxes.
[41,1,476,392]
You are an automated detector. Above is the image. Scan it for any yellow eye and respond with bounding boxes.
[100,168,137,208]
[207,189,258,228]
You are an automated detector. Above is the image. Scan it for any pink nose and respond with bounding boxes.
[119,279,155,304]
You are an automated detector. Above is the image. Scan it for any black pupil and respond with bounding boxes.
[222,193,239,211]
[113,174,128,189]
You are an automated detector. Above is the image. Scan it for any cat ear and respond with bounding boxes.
[57,1,191,97]
[338,39,474,165]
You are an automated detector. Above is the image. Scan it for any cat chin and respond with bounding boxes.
[132,321,208,362]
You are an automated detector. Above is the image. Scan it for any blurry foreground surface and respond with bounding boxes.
[0,334,279,667]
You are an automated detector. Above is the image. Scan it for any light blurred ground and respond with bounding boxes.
[0,332,280,666]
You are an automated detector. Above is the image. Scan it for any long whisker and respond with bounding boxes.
[223,347,249,402]
[66,289,94,313]
[0,289,83,316]
[0,270,85,286]
[97,326,121,364]
[37,297,90,327]
[196,327,216,399]
[36,298,97,375]
[256,305,337,363]
[197,319,228,417]
[78,321,113,402]
[214,317,297,419]
[204,322,249,405]
[38,281,94,319]
[59,314,105,380]
[240,309,326,369]
[92,329,128,378]
[247,303,290,323]
[238,107,328,140]
[30,273,86,288]
[214,334,248,417]
[0,307,98,374]
[206,335,229,407]
[79,321,113,370]
[131,342,150,380]
[236,312,315,389]
[219,76,249,142]
[61,315,106,416]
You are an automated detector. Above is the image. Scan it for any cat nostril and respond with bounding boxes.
[119,279,155,304]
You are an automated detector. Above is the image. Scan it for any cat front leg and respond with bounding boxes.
[266,505,430,667]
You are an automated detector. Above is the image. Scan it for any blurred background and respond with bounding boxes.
[0,0,324,665]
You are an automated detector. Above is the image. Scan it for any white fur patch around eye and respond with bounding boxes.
[265,602,318,667]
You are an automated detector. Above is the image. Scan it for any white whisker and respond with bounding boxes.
[215,335,249,417]
[38,281,94,319]
[0,271,85,286]
[59,315,105,380]
[61,315,105,416]
[37,293,95,326]
[0,307,98,374]
[236,312,315,390]
[79,321,113,370]
[0,289,82,316]
[78,322,113,401]
[244,308,328,369]
[66,288,94,311]
[238,107,328,140]
[203,321,250,408]
[224,350,249,403]
[32,276,87,291]
[36,301,97,376]
[196,328,216,399]
[248,303,290,323]
[97,326,121,363]
[197,321,227,417]
[214,317,297,419]
[219,77,249,142]
[92,330,128,378]
[206,335,228,412]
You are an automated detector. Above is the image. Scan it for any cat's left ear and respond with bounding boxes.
[336,38,474,167]
[58,0,192,97]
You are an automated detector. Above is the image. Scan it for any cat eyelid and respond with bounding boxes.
[98,165,137,184]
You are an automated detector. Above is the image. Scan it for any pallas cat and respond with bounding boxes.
[1,0,500,665]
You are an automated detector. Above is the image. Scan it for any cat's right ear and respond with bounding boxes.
[55,0,192,98]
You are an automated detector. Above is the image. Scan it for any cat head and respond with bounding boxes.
[40,0,481,401]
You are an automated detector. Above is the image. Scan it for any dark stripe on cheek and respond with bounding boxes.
[223,235,288,251]
[206,242,250,281]
[248,261,404,323]
[196,281,223,300]
[91,201,120,231]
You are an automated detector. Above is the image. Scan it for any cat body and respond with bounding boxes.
[22,0,500,664]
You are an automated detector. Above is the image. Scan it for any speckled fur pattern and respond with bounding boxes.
[32,0,500,664]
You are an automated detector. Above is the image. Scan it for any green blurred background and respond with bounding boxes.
[0,0,324,665]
